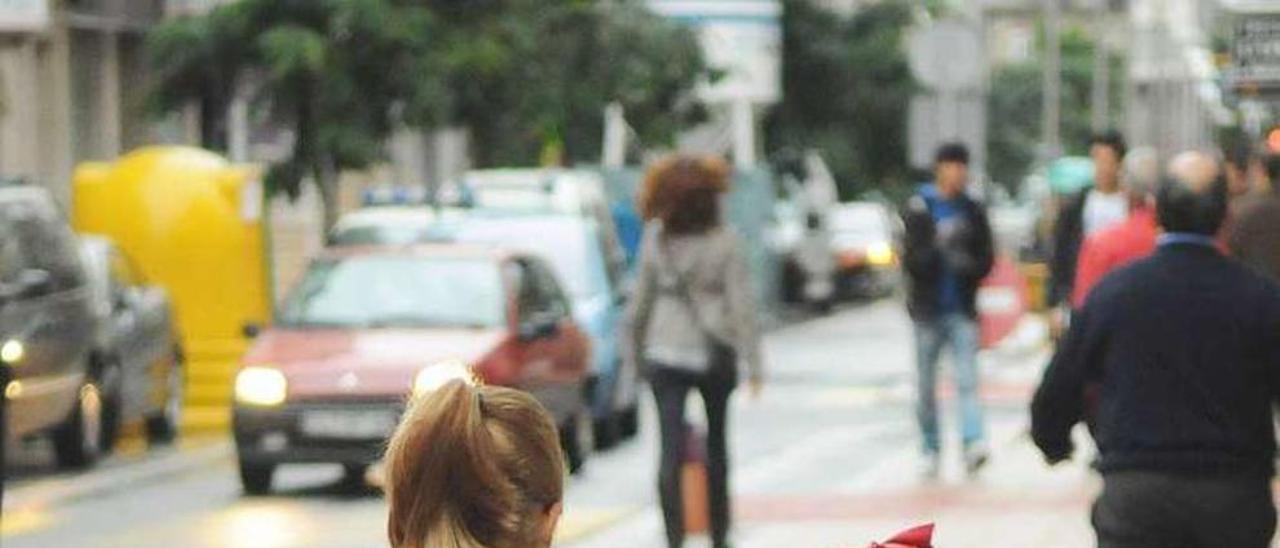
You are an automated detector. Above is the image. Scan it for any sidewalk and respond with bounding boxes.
[730,421,1098,547]
[3,436,232,537]
[730,321,1098,548]
[567,314,1101,548]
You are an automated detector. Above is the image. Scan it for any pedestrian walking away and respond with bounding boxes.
[628,154,765,548]
[1033,151,1280,548]
[1228,153,1280,282]
[901,142,995,479]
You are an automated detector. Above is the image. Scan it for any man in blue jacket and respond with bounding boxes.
[901,143,995,478]
[1032,151,1280,547]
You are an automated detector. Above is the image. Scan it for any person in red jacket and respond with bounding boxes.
[1071,148,1160,309]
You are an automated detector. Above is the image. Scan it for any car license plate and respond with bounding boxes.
[300,410,397,440]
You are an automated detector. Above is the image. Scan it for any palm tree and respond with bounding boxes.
[147,0,444,230]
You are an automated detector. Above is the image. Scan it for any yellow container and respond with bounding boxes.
[73,147,268,433]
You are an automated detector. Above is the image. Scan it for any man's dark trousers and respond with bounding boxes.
[1092,471,1275,548]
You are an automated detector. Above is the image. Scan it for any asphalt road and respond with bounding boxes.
[1,299,1061,548]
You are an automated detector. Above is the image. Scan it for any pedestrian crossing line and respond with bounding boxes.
[781,379,1035,411]
[0,506,55,537]
[809,386,903,409]
[734,421,911,493]
[556,506,636,544]
[835,415,1031,494]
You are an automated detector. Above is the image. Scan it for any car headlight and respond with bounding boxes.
[235,367,288,406]
[413,360,476,396]
[866,242,895,266]
[0,339,24,365]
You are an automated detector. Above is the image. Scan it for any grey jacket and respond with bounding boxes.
[627,223,764,381]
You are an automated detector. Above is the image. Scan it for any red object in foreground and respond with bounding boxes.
[977,255,1028,349]
[868,523,935,548]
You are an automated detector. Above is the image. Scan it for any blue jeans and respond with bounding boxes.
[914,313,985,454]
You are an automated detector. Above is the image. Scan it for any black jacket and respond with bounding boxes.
[900,191,995,321]
[1032,243,1280,478]
[1049,190,1088,307]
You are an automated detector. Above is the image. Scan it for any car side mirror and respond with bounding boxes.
[242,322,262,339]
[519,312,560,341]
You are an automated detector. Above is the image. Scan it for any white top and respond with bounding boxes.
[1082,189,1128,236]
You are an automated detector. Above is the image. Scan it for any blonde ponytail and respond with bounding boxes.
[386,381,565,548]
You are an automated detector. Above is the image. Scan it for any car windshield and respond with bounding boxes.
[453,219,607,300]
[457,177,585,215]
[278,255,504,329]
[831,207,889,238]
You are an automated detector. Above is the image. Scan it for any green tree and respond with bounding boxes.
[148,0,445,229]
[766,0,918,199]
[432,1,705,167]
[148,0,704,230]
[986,25,1125,189]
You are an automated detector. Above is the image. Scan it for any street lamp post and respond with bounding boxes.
[1042,0,1063,160]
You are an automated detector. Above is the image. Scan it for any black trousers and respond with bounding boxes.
[650,364,735,548]
[1093,471,1276,548]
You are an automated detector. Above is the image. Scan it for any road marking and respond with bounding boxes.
[735,421,910,493]
[6,440,232,516]
[556,506,635,544]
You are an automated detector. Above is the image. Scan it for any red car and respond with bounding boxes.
[233,245,592,495]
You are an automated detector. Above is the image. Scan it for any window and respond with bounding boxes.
[0,214,25,286]
[513,259,553,320]
[109,249,140,288]
[278,256,505,329]
[527,259,571,319]
[107,248,144,305]
[5,200,85,291]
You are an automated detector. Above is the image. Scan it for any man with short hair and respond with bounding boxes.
[1049,131,1129,310]
[1033,151,1280,548]
[1228,154,1280,282]
[901,143,995,478]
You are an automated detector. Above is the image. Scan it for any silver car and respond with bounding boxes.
[79,236,184,449]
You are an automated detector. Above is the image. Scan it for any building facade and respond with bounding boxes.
[0,0,187,207]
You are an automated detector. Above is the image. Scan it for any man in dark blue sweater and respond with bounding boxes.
[1032,151,1280,548]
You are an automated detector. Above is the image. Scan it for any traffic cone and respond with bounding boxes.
[681,423,709,535]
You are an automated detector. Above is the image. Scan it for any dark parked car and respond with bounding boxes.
[0,185,100,468]
[79,236,184,448]
[233,244,593,494]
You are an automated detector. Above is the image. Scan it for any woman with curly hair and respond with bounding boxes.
[629,154,765,548]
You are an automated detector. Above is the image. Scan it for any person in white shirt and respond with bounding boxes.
[1049,131,1129,314]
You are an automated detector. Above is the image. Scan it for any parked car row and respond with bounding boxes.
[781,201,903,308]
[232,169,640,494]
[0,183,183,471]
